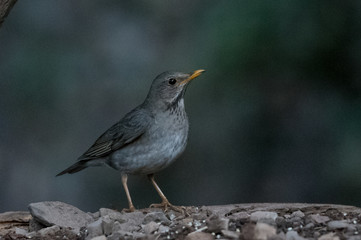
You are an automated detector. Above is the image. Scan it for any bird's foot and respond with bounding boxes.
[122,205,136,212]
[149,200,185,214]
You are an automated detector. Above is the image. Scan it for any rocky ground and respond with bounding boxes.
[1,202,361,239]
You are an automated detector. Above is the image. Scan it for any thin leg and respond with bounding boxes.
[148,174,184,213]
[121,174,135,212]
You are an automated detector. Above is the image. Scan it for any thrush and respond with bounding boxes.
[57,69,205,212]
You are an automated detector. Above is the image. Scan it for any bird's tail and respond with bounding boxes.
[56,158,107,176]
[56,160,89,176]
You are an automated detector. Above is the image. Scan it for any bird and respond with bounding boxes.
[56,69,205,212]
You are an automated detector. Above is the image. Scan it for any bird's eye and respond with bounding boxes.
[168,78,177,85]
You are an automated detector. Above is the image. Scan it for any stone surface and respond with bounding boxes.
[91,235,107,240]
[221,229,241,239]
[185,231,214,240]
[101,215,114,236]
[38,225,60,236]
[14,227,27,235]
[0,211,31,223]
[142,221,159,234]
[29,217,45,232]
[3,202,361,239]
[286,230,306,240]
[158,224,169,233]
[290,210,305,218]
[143,211,171,225]
[319,232,340,240]
[28,201,94,232]
[250,211,278,223]
[254,222,277,240]
[86,218,103,239]
[309,214,330,224]
[327,220,349,230]
[206,215,229,232]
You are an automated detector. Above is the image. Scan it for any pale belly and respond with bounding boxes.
[108,127,188,175]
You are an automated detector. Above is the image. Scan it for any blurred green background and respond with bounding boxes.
[1,0,361,212]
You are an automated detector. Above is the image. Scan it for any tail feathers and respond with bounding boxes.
[56,160,89,176]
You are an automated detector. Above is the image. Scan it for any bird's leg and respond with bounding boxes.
[121,174,136,212]
[148,174,185,213]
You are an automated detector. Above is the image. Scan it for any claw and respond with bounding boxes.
[149,200,186,214]
[122,205,136,212]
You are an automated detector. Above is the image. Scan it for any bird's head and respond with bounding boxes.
[145,69,205,109]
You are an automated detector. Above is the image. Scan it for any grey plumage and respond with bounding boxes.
[56,69,205,211]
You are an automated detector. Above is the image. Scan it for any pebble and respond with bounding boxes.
[310,214,330,224]
[254,222,277,240]
[221,229,241,239]
[185,231,213,240]
[158,224,170,233]
[286,230,306,240]
[143,211,171,225]
[319,232,340,240]
[206,215,229,232]
[142,221,159,234]
[38,225,61,236]
[86,218,103,239]
[90,235,107,240]
[228,211,249,221]
[99,208,125,222]
[107,230,133,240]
[327,220,349,230]
[101,215,114,236]
[290,210,305,218]
[250,211,278,223]
[14,227,28,236]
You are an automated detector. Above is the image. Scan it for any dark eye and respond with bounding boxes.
[168,78,177,85]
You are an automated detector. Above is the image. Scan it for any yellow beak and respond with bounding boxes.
[179,69,205,86]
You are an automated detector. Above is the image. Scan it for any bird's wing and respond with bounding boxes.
[79,107,153,160]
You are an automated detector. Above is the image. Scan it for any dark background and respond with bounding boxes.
[1,0,361,212]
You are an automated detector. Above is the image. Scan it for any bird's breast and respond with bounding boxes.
[109,107,189,174]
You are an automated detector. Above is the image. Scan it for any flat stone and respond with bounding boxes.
[310,214,330,224]
[250,211,278,223]
[143,211,170,225]
[290,210,305,218]
[14,227,28,235]
[90,235,107,240]
[110,219,142,234]
[28,201,93,232]
[122,211,146,226]
[228,211,249,221]
[142,221,159,234]
[99,208,125,223]
[286,230,306,240]
[158,224,170,233]
[254,222,277,240]
[107,230,133,240]
[86,218,103,239]
[319,232,340,240]
[38,225,61,236]
[327,220,349,230]
[101,215,114,236]
[206,215,229,232]
[185,231,213,240]
[221,229,241,239]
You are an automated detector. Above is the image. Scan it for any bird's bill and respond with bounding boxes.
[179,69,205,86]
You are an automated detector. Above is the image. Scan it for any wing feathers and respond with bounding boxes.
[78,106,152,160]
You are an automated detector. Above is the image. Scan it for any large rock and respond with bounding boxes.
[28,201,94,232]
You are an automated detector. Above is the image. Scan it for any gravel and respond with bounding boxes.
[1,202,361,239]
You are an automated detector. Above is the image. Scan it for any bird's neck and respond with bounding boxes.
[143,97,186,114]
